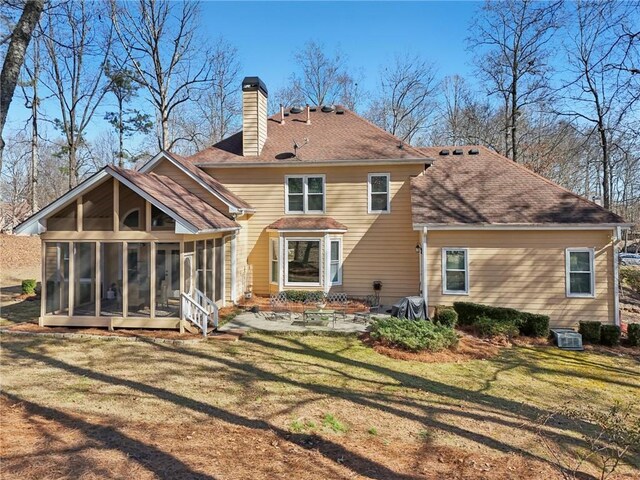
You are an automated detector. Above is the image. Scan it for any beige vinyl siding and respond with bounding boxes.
[426,230,615,327]
[152,159,230,214]
[204,164,424,302]
[241,89,267,156]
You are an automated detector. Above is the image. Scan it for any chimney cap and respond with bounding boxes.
[242,76,268,96]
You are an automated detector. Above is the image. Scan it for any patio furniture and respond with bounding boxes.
[303,308,336,327]
[326,292,348,321]
[303,291,326,308]
[353,295,382,324]
[267,292,293,321]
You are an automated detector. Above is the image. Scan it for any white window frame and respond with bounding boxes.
[442,248,469,295]
[566,248,595,298]
[269,237,279,285]
[329,238,342,286]
[284,237,323,287]
[285,175,325,214]
[368,173,390,214]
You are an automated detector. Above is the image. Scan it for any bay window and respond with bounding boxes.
[330,238,342,285]
[285,239,321,285]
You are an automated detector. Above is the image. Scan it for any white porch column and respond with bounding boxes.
[421,227,428,316]
[230,233,237,305]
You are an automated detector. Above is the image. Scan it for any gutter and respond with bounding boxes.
[197,157,435,169]
[421,227,428,316]
[412,223,635,231]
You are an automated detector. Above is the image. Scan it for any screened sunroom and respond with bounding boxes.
[16,165,240,333]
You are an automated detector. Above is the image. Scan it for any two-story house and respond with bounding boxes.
[15,76,630,332]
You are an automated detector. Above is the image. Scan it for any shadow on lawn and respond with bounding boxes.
[0,287,40,325]
[1,392,217,480]
[2,339,423,480]
[4,333,638,478]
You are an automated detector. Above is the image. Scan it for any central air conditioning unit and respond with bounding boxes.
[551,328,584,351]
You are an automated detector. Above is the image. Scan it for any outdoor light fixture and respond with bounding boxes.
[415,244,422,254]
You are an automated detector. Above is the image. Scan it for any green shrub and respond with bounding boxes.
[518,312,550,337]
[620,267,640,294]
[283,290,324,303]
[600,325,621,346]
[433,307,458,328]
[453,301,521,326]
[370,317,458,352]
[627,323,640,347]
[579,321,602,343]
[21,279,37,295]
[474,316,519,338]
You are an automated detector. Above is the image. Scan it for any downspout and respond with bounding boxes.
[612,227,621,327]
[421,227,429,318]
[230,233,237,305]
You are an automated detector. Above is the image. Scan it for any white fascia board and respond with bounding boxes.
[412,223,635,231]
[13,169,111,235]
[139,150,246,214]
[196,158,433,169]
[107,167,199,234]
[265,228,347,234]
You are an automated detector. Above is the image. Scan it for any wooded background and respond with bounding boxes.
[1,0,638,232]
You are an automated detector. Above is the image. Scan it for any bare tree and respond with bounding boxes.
[468,0,562,163]
[561,0,640,209]
[0,0,45,171]
[110,0,215,152]
[41,0,113,188]
[289,41,362,108]
[366,53,438,145]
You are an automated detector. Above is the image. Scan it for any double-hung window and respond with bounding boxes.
[286,175,325,213]
[566,248,595,297]
[270,238,279,284]
[285,239,321,286]
[368,173,390,213]
[442,248,468,294]
[330,238,342,285]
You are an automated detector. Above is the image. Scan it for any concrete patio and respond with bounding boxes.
[219,310,391,333]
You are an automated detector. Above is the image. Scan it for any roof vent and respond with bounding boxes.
[439,149,450,156]
[335,108,345,115]
[453,149,464,155]
[283,112,290,117]
[290,106,303,114]
[321,105,335,113]
[309,106,317,112]
[468,148,479,155]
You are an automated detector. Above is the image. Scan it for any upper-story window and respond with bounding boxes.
[368,173,390,213]
[285,175,325,214]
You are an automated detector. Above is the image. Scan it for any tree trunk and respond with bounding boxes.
[29,33,40,213]
[0,0,45,171]
[118,96,124,167]
[69,142,78,190]
[510,81,518,163]
[598,124,610,209]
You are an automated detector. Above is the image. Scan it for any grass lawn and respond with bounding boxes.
[1,332,639,480]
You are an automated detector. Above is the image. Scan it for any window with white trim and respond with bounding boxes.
[285,175,325,213]
[442,248,468,294]
[566,248,595,297]
[368,173,390,213]
[330,238,342,285]
[285,239,321,286]
[270,238,279,284]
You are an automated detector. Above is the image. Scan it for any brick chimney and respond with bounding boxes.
[242,76,268,156]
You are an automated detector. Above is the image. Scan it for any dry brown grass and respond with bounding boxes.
[1,332,639,480]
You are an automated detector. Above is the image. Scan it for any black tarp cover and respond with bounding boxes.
[391,296,427,320]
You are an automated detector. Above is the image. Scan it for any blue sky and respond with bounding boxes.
[201,1,481,93]
[6,1,483,142]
